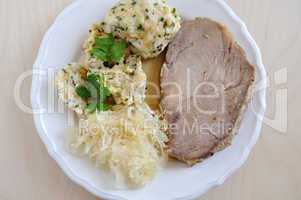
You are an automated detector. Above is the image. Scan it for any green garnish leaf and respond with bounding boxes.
[99,85,111,101]
[75,86,91,99]
[77,73,114,113]
[86,74,102,99]
[97,102,110,111]
[90,33,127,64]
[94,34,114,52]
[111,40,127,62]
[90,48,108,61]
[84,82,98,100]
[86,102,97,113]
[87,74,101,87]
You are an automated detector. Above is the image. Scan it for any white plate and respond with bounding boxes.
[31,0,267,199]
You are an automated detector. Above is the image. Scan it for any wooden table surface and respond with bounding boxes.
[1,0,300,199]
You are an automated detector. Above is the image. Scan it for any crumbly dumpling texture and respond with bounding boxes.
[83,24,131,69]
[56,63,87,115]
[103,0,181,58]
[89,55,147,105]
[68,104,168,187]
[83,23,107,69]
[56,56,146,115]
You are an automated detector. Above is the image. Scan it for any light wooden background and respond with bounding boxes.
[0,0,300,200]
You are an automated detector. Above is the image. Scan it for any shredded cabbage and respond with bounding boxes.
[68,104,168,187]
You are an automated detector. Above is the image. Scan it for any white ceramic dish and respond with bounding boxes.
[31,0,267,199]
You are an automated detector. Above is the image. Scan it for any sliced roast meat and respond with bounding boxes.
[160,18,255,165]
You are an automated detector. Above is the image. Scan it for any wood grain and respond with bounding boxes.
[0,0,300,199]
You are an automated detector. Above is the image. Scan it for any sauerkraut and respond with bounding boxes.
[68,104,168,187]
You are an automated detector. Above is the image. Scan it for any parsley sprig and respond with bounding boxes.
[90,33,127,65]
[75,73,114,113]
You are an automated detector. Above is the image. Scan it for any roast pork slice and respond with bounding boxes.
[160,18,255,165]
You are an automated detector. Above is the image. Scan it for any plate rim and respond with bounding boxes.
[31,0,267,199]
